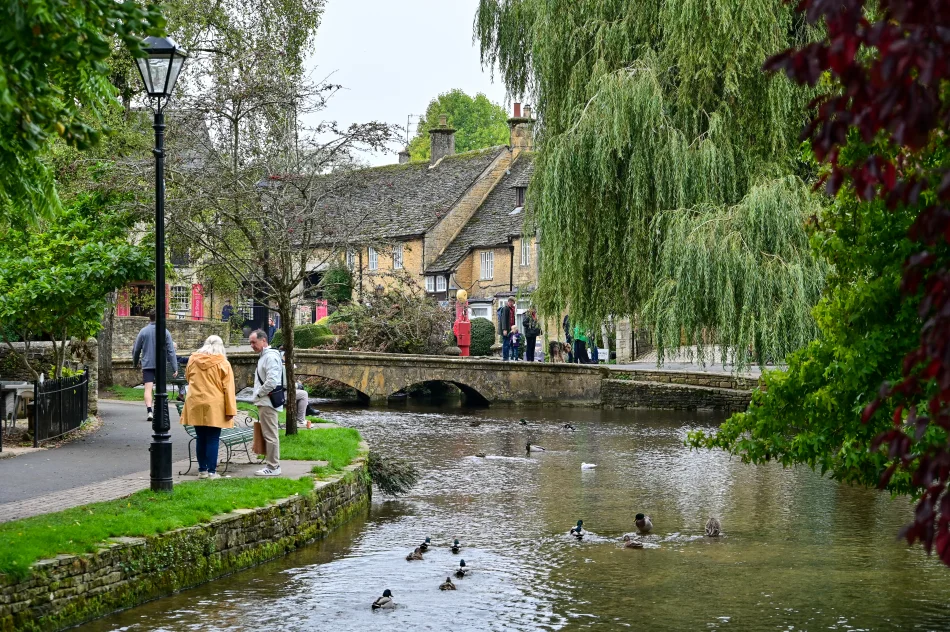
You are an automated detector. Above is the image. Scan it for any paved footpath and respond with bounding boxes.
[0,400,319,523]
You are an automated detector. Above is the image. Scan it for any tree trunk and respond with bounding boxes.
[280,300,297,435]
[98,291,116,387]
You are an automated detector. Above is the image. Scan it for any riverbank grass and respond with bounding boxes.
[282,426,363,472]
[99,385,147,401]
[0,477,315,580]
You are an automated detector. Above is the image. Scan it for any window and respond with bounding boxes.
[170,285,190,313]
[346,249,356,271]
[368,247,378,271]
[469,305,491,320]
[392,244,403,269]
[521,239,531,266]
[479,251,494,280]
[436,276,447,292]
[425,276,435,292]
[516,186,526,207]
[238,298,253,320]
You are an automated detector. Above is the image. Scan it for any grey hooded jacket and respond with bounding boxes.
[131,323,178,372]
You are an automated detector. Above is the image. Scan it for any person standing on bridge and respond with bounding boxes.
[522,307,542,362]
[499,297,517,361]
[250,329,284,476]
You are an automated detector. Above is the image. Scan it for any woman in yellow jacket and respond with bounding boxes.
[180,335,237,479]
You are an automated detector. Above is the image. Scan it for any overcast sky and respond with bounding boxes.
[306,0,510,166]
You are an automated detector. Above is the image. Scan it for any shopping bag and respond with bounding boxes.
[252,421,267,456]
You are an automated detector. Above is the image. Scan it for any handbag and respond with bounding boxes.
[256,349,286,408]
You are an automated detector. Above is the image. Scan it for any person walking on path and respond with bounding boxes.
[250,329,284,476]
[179,335,237,479]
[267,317,277,343]
[131,311,178,422]
[499,297,517,361]
[522,307,542,362]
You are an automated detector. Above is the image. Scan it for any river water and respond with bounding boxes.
[78,403,950,631]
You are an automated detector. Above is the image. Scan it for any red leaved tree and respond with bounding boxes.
[766,0,950,563]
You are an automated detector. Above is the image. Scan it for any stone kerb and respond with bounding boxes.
[0,459,371,632]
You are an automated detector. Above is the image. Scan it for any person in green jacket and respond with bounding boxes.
[573,324,592,364]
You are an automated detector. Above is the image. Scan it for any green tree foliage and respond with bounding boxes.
[407,90,509,161]
[271,324,333,350]
[321,265,353,305]
[688,186,924,493]
[0,193,152,378]
[475,0,826,367]
[469,317,496,356]
[0,0,163,222]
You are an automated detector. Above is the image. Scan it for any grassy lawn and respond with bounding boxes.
[0,477,314,580]
[99,385,146,401]
[281,426,363,470]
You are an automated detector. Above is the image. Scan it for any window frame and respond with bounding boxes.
[521,238,531,266]
[368,247,378,271]
[436,275,447,292]
[516,186,526,207]
[169,285,190,313]
[425,276,435,292]
[346,249,356,271]
[479,250,494,280]
[392,243,404,270]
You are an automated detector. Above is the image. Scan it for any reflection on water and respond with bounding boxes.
[77,403,950,631]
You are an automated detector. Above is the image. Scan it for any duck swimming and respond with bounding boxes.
[469,420,481,427]
[455,559,468,578]
[451,539,461,554]
[520,418,528,426]
[635,513,653,534]
[563,423,576,431]
[705,517,721,537]
[570,519,585,540]
[372,589,396,610]
[526,442,546,453]
[622,535,644,549]
[420,537,431,552]
[406,547,424,561]
[439,577,457,591]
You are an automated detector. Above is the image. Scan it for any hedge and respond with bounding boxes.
[271,323,334,349]
[469,317,495,356]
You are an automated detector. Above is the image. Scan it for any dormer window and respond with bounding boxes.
[516,186,526,207]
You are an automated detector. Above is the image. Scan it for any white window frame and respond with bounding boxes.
[346,249,356,271]
[479,250,494,280]
[425,276,435,292]
[170,285,190,313]
[392,243,403,270]
[368,247,378,271]
[469,305,491,321]
[436,275,447,292]
[521,238,531,266]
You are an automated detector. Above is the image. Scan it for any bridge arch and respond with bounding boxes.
[391,380,490,407]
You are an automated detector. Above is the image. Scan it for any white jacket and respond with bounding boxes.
[252,347,285,410]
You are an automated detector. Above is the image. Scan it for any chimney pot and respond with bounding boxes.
[513,102,521,118]
[524,105,533,119]
[429,117,456,164]
[438,114,447,127]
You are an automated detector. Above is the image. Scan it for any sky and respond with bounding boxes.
[306,0,510,166]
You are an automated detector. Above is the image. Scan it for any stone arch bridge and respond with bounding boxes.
[114,351,607,406]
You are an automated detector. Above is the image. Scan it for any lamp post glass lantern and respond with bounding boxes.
[134,36,187,492]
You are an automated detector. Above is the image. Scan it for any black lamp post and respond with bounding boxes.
[134,36,187,492]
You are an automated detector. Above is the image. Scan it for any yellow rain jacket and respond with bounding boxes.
[179,353,237,429]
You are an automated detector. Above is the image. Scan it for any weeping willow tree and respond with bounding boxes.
[476,0,827,366]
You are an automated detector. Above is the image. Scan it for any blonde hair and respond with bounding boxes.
[197,335,227,356]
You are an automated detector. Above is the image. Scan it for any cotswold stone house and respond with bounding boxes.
[309,105,537,320]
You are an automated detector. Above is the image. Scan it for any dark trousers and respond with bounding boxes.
[502,333,513,360]
[194,426,222,473]
[526,336,537,361]
[574,339,591,364]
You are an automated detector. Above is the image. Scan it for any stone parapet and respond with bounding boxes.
[601,379,752,412]
[112,316,229,359]
[0,461,370,632]
[609,369,759,392]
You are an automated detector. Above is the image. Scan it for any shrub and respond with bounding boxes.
[322,265,353,304]
[271,323,334,349]
[469,317,495,356]
[368,451,420,496]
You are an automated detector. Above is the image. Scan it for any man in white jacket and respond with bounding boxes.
[249,329,284,476]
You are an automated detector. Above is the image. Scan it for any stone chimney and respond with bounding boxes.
[429,114,456,165]
[508,102,534,154]
[398,147,411,164]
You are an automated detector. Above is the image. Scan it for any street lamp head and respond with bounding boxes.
[135,36,188,105]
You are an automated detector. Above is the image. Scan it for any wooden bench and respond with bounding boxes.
[176,403,258,475]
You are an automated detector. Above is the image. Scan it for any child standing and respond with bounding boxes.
[510,326,522,361]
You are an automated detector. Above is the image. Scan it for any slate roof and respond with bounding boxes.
[427,153,535,273]
[308,146,507,241]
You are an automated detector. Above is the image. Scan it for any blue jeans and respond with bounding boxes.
[195,426,222,474]
[502,333,513,360]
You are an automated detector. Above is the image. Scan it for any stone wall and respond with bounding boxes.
[0,340,98,415]
[112,317,229,359]
[0,461,370,632]
[611,369,759,392]
[601,379,752,412]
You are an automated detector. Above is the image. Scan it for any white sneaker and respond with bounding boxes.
[255,467,281,477]
[198,471,209,479]
[147,411,154,421]
[206,473,221,480]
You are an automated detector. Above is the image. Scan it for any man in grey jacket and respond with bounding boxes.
[250,329,284,476]
[131,311,178,422]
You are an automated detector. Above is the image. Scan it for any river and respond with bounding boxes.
[77,402,950,631]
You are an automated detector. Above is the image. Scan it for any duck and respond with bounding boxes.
[372,589,396,610]
[705,517,721,537]
[469,420,481,427]
[519,418,528,426]
[570,519,585,540]
[635,513,653,535]
[563,423,576,431]
[474,453,487,458]
[622,535,644,549]
[455,559,468,578]
[406,547,424,561]
[526,442,546,453]
[420,537,431,552]
[581,462,597,470]
[439,577,457,591]
[451,539,462,554]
